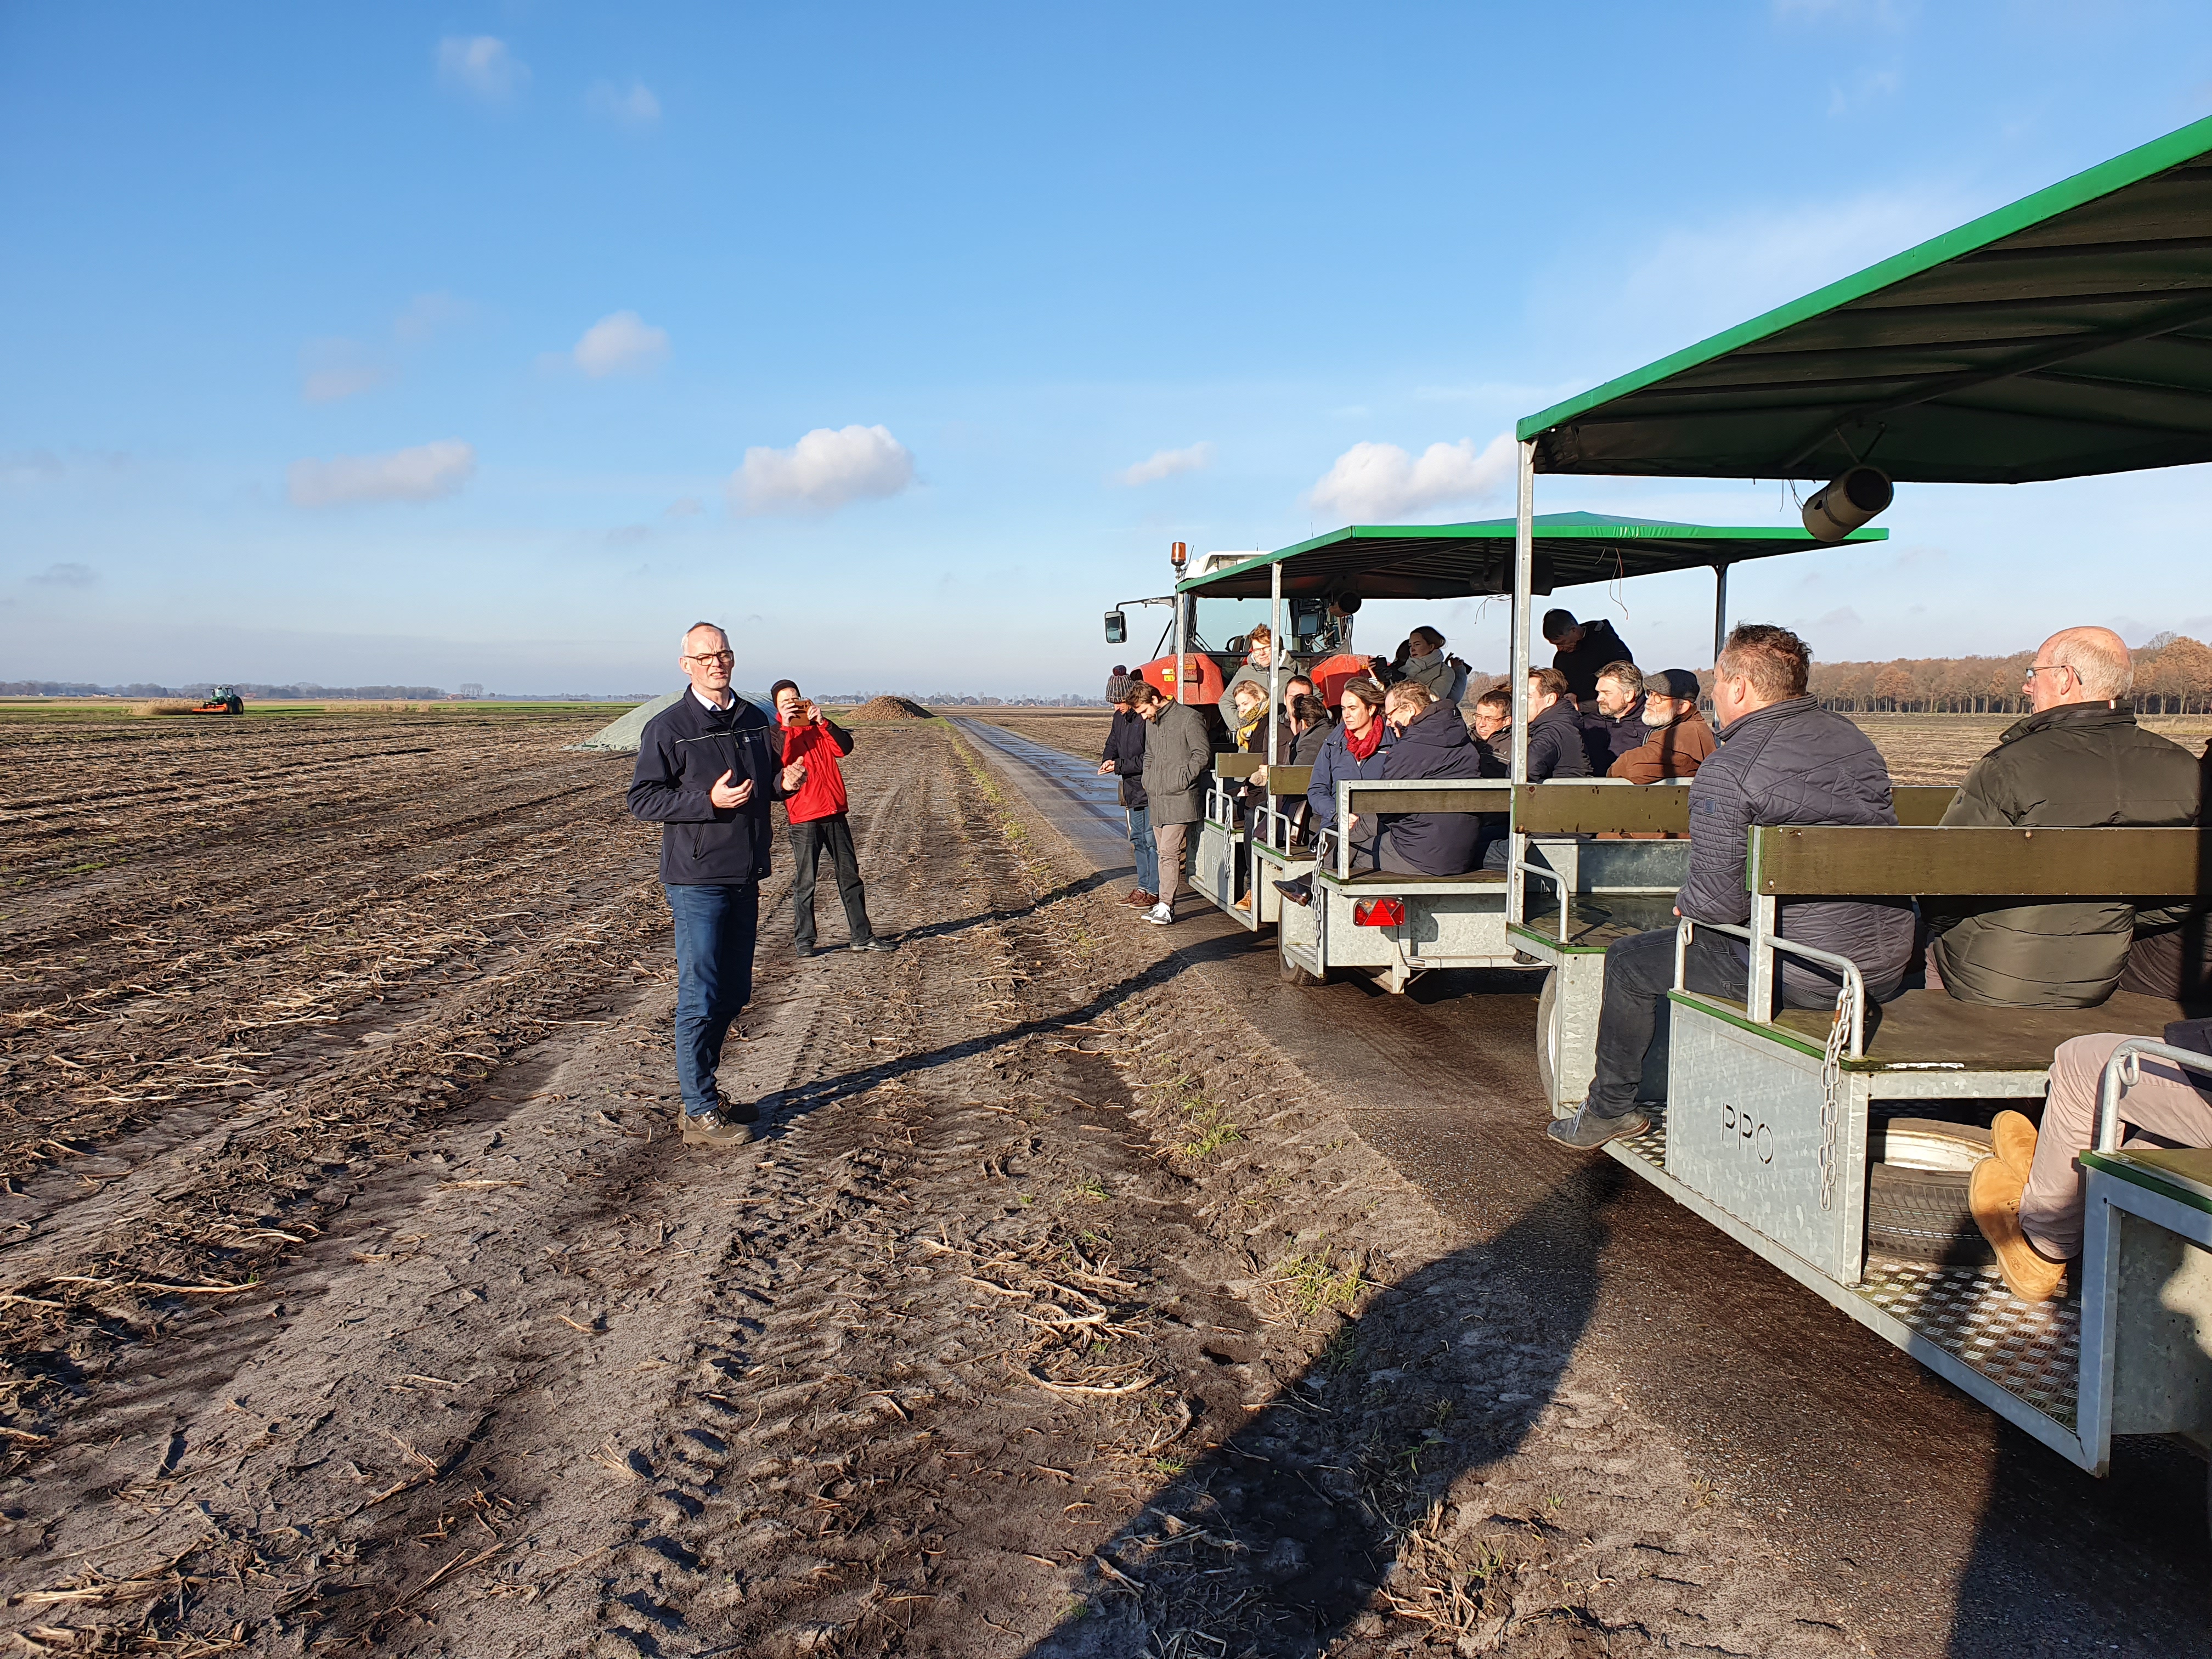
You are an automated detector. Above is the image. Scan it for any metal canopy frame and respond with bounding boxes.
[1515,115,2212,486]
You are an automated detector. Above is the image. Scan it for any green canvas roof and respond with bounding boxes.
[1176,511,1886,600]
[1517,116,2212,484]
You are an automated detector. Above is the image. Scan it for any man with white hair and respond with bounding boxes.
[1928,625,2202,1008]
[628,622,807,1147]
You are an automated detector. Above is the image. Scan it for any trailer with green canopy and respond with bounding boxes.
[1506,114,2212,1490]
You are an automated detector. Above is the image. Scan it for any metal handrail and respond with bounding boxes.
[1519,861,1571,944]
[1673,917,1867,1059]
[2095,1039,2212,1154]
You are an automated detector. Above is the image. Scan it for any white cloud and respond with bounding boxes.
[573,311,670,377]
[664,496,704,518]
[588,78,661,128]
[1302,433,1516,523]
[300,338,391,404]
[394,291,473,344]
[728,425,915,515]
[287,441,477,508]
[436,36,528,103]
[30,561,96,588]
[1829,65,1902,116]
[1116,442,1213,486]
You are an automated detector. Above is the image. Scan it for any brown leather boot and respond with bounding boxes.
[682,1109,755,1148]
[1991,1109,2038,1182]
[1968,1157,2064,1304]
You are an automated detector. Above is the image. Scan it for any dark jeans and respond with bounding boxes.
[664,882,759,1116]
[789,812,872,947]
[1125,805,1158,894]
[1587,926,1842,1116]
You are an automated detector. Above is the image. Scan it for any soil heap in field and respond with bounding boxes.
[849,695,933,720]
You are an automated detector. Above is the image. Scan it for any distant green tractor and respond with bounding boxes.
[190,686,245,715]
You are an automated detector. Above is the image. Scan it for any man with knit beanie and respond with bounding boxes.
[1098,668,1158,906]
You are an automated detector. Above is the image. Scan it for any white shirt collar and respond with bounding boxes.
[691,684,735,713]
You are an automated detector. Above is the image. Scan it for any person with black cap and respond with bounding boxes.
[1542,609,1635,704]
[1606,668,1716,782]
[1097,668,1158,906]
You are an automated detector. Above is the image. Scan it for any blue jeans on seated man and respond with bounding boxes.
[1126,805,1159,894]
[1586,926,1842,1119]
[664,882,759,1118]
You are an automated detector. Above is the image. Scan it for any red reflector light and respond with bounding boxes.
[1352,898,1405,927]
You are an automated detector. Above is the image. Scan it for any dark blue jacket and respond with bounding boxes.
[1306,721,1392,831]
[1101,709,1148,810]
[1580,696,1646,773]
[627,690,790,885]
[1379,702,1493,875]
[1679,696,1915,1002]
[1528,699,1595,782]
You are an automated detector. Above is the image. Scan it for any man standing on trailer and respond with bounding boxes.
[1546,624,1915,1150]
[773,680,895,958]
[1222,624,1279,710]
[628,623,806,1147]
[1543,609,1635,704]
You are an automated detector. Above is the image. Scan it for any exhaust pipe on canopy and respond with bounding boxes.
[1802,466,1893,541]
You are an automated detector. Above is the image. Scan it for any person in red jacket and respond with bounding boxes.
[772,681,895,958]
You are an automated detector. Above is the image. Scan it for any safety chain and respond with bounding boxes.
[1818,983,1850,1212]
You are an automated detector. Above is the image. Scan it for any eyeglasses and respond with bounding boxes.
[2022,662,2072,681]
[684,651,736,666]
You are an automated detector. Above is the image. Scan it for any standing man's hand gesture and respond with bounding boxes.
[710,770,754,809]
[779,761,808,793]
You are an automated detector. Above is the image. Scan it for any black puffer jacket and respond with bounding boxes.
[628,690,790,885]
[1527,700,1594,782]
[1378,702,1493,875]
[1101,709,1148,811]
[1678,696,1914,1002]
[1931,702,2202,1007]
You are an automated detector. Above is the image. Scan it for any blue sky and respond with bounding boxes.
[5,2,2212,696]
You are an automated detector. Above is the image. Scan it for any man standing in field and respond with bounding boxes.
[628,623,806,1147]
[1097,669,1158,908]
[772,680,894,958]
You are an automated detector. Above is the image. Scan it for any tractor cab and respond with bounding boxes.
[1104,545,1360,725]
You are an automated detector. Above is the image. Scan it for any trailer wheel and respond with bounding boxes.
[1536,970,1561,1110]
[1279,949,1321,988]
[1865,1161,1994,1267]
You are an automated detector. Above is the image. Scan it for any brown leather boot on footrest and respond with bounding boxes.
[1991,1109,2039,1183]
[1968,1157,2064,1304]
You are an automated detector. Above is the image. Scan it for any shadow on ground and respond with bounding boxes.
[1025,1168,1626,1657]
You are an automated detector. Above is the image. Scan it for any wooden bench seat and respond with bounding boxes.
[1694,985,2190,1071]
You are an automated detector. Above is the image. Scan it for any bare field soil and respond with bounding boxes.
[971,708,2212,787]
[4,710,1871,1656]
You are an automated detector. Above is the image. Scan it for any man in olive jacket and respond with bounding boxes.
[1131,681,1213,926]
[1930,626,2202,1007]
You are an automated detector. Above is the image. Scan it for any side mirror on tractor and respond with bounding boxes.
[1104,610,1126,645]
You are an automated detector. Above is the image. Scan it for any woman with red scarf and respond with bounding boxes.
[1277,677,1393,906]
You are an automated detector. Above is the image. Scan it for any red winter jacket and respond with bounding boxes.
[778,716,854,823]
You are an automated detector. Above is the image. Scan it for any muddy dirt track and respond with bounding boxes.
[1,708,2205,1657]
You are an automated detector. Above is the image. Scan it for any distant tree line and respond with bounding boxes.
[0,680,451,699]
[1804,634,2212,715]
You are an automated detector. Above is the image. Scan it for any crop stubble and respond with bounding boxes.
[2,710,1864,1657]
